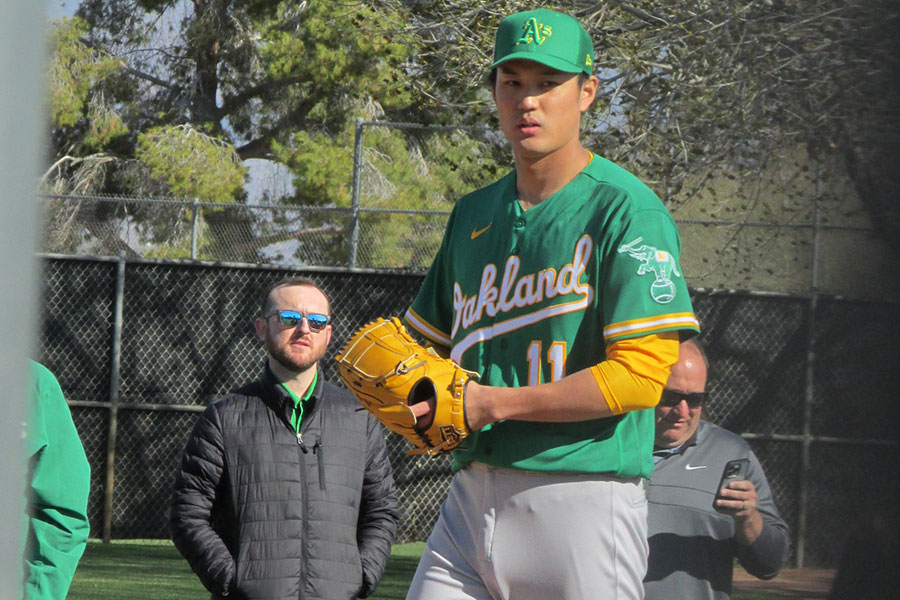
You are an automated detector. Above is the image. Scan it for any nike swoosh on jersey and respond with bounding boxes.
[470,223,492,240]
[685,464,707,470]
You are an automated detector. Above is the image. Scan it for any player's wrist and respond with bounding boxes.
[464,381,493,431]
[462,380,473,432]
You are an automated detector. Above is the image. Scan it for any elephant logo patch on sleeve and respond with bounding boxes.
[618,237,682,304]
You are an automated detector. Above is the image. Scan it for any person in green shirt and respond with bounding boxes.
[402,8,698,600]
[23,361,91,600]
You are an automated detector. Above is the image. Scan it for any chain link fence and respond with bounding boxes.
[44,187,898,301]
[40,121,900,302]
[36,255,900,568]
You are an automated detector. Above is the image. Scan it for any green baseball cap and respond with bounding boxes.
[490,9,594,75]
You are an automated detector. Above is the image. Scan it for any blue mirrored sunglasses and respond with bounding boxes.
[265,309,330,332]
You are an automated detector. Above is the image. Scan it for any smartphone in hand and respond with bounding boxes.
[713,458,750,509]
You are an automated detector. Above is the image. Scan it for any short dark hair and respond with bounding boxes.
[260,277,331,316]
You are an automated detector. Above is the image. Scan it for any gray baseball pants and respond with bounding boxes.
[405,461,648,600]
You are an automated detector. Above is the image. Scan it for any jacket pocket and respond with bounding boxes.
[313,438,326,491]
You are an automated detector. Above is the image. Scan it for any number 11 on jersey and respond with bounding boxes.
[526,341,567,386]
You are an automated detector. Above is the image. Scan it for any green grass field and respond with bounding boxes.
[67,540,424,600]
[68,539,795,599]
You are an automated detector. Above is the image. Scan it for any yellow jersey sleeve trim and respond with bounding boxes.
[403,307,452,348]
[604,312,699,342]
[590,332,680,415]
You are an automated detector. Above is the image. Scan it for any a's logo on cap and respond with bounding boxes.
[585,54,592,67]
[515,17,552,46]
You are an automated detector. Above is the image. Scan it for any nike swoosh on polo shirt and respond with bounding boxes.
[470,223,492,239]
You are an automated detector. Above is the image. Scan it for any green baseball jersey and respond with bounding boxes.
[405,155,699,477]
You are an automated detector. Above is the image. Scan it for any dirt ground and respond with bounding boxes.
[733,568,836,599]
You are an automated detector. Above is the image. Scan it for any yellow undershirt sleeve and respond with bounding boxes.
[590,331,680,415]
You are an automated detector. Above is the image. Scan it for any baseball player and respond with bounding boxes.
[399,9,700,600]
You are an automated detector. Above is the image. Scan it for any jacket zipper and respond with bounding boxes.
[294,399,324,598]
[297,431,307,599]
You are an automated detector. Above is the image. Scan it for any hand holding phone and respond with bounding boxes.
[713,458,750,509]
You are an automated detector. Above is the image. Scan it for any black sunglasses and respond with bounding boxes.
[265,309,330,332]
[659,389,708,408]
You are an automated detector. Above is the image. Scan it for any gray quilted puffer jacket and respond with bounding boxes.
[170,365,399,600]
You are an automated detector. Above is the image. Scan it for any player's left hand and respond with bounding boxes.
[714,479,758,519]
[336,317,477,455]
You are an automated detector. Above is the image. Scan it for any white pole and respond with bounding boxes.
[0,0,46,596]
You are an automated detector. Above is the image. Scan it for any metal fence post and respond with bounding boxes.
[797,161,824,567]
[348,118,364,268]
[102,252,127,543]
[190,198,200,260]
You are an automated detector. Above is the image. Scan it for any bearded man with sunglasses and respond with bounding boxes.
[644,339,789,600]
[171,277,399,600]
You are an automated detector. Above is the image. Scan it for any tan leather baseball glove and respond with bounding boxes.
[335,317,477,455]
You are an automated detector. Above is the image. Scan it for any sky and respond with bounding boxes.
[47,0,76,20]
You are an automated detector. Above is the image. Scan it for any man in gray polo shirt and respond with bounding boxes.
[644,339,789,599]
